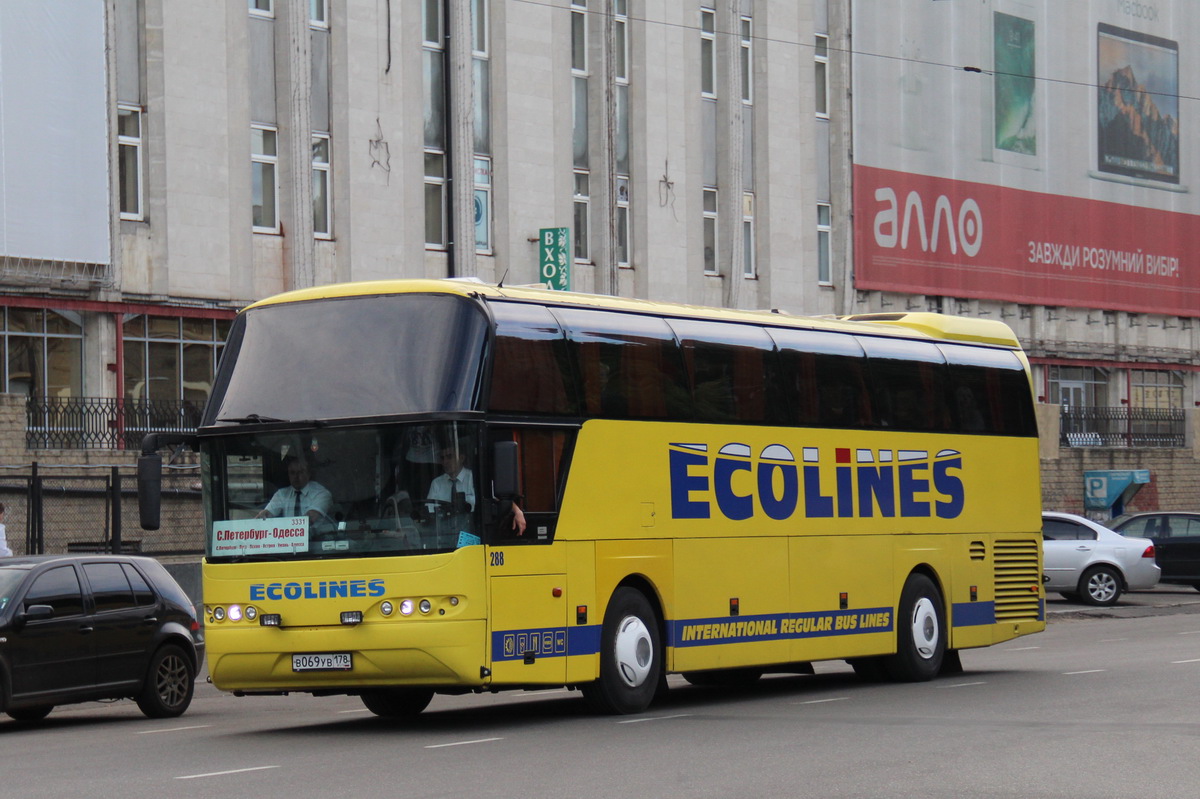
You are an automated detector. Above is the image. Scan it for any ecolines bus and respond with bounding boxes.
[138,279,1044,716]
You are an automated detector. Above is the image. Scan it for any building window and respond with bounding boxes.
[740,16,753,104]
[425,151,447,248]
[312,134,331,238]
[1130,370,1184,410]
[1,309,83,398]
[423,0,447,248]
[123,316,230,416]
[251,125,279,232]
[616,177,630,267]
[574,170,590,261]
[249,0,273,18]
[309,0,327,27]
[703,188,718,275]
[475,157,492,253]
[815,34,829,118]
[117,104,143,220]
[701,8,716,98]
[817,203,832,284]
[742,193,755,277]
[1049,365,1108,409]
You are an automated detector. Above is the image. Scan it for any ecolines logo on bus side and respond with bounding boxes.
[668,443,965,521]
[249,579,386,601]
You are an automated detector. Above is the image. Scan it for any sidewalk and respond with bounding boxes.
[1045,583,1200,620]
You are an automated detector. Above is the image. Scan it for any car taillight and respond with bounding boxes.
[1142,545,1156,558]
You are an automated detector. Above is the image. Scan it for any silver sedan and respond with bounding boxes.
[1042,511,1161,606]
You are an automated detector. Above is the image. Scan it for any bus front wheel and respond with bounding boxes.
[884,573,945,682]
[582,587,662,715]
[361,688,434,717]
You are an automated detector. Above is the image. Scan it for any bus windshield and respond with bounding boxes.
[203,420,483,561]
[203,293,489,425]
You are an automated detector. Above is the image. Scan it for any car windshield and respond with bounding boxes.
[203,420,483,561]
[0,567,30,614]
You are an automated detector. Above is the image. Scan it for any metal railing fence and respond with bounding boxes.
[26,397,202,450]
[1059,405,1185,449]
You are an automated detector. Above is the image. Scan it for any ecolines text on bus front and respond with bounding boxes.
[249,578,386,601]
[668,443,965,521]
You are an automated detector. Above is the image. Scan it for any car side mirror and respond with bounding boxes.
[14,604,54,629]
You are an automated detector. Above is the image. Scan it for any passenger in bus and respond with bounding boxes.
[256,455,333,524]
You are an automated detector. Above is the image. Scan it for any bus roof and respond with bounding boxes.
[245,279,1023,349]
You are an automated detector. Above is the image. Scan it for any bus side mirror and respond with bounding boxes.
[492,441,519,500]
[138,453,163,531]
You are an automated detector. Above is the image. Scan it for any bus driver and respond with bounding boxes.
[257,455,333,525]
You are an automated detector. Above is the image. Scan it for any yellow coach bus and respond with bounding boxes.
[139,279,1044,716]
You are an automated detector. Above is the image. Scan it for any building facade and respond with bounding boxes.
[0,0,1197,514]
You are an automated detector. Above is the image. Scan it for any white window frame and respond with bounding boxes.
[571,1,588,76]
[117,103,143,221]
[251,124,280,234]
[701,8,716,99]
[815,34,829,119]
[309,0,328,28]
[312,133,331,239]
[742,193,755,278]
[249,0,274,19]
[574,169,590,262]
[817,202,832,284]
[740,16,753,104]
[425,149,447,249]
[703,188,719,275]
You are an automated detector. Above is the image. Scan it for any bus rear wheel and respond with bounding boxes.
[883,573,945,682]
[361,688,434,717]
[582,587,662,715]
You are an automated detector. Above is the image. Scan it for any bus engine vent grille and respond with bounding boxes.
[969,540,986,561]
[993,538,1041,621]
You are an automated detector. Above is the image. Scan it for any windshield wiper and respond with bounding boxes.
[217,413,288,424]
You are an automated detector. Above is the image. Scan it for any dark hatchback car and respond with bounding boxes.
[0,555,204,722]
[1109,512,1200,591]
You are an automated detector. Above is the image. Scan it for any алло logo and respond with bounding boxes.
[669,443,965,521]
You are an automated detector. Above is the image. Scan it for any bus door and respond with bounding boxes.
[487,544,568,685]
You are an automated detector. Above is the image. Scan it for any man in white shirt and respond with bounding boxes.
[427,446,475,512]
[257,456,333,524]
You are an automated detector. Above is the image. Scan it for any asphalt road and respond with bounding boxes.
[3,589,1198,799]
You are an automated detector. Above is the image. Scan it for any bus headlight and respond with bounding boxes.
[380,601,394,616]
[245,606,258,621]
[228,605,243,622]
[400,599,414,616]
[212,606,226,621]
[419,599,432,614]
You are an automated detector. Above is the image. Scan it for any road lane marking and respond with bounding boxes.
[944,681,986,688]
[792,697,848,705]
[524,688,570,695]
[136,724,212,735]
[617,714,693,724]
[1005,646,1040,651]
[425,737,503,749]
[337,708,373,714]
[1099,638,1128,643]
[177,766,280,780]
[1171,658,1200,664]
[1177,631,1200,636]
[1063,669,1106,675]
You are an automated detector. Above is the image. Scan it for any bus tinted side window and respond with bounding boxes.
[553,308,690,420]
[668,318,775,424]
[768,328,870,428]
[858,336,949,432]
[487,302,578,416]
[939,343,1037,436]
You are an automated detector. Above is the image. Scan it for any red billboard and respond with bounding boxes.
[852,1,1200,316]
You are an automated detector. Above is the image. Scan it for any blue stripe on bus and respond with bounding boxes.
[491,600,1038,662]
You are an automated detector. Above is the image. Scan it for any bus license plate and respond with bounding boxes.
[292,652,352,672]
